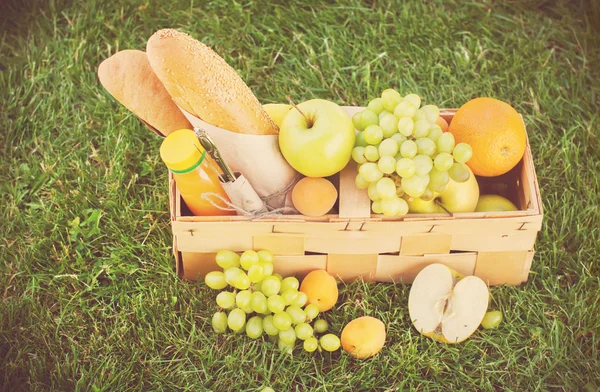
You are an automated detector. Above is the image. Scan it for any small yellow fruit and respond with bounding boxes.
[291,177,338,217]
[475,194,518,212]
[341,316,386,359]
[299,270,338,312]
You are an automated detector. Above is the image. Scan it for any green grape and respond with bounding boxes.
[216,291,236,309]
[437,132,455,154]
[279,327,297,345]
[391,133,407,148]
[273,311,293,331]
[367,182,381,202]
[421,104,440,123]
[236,290,252,309]
[278,338,294,354]
[381,197,409,217]
[295,323,314,340]
[396,158,416,178]
[371,200,383,214]
[394,152,403,161]
[247,264,264,283]
[367,97,385,114]
[364,125,384,145]
[304,303,320,321]
[416,138,436,156]
[379,138,399,157]
[319,334,341,352]
[413,154,433,176]
[286,305,307,325]
[421,188,435,201]
[224,267,244,285]
[361,109,379,128]
[418,174,431,188]
[257,249,274,264]
[260,388,275,392]
[292,292,308,307]
[204,271,228,290]
[449,162,470,183]
[240,250,260,271]
[429,168,450,192]
[453,143,473,163]
[211,312,228,334]
[280,277,300,292]
[261,276,281,297]
[262,315,280,336]
[352,112,365,131]
[273,273,283,281]
[246,316,264,339]
[377,156,396,175]
[351,146,367,164]
[404,93,421,108]
[381,88,402,112]
[313,319,329,333]
[251,291,268,314]
[240,304,254,314]
[267,294,286,313]
[400,140,418,159]
[413,119,430,138]
[428,124,443,142]
[393,100,417,118]
[376,177,397,200]
[402,175,427,198]
[281,289,299,306]
[227,308,246,332]
[379,112,399,138]
[355,173,370,189]
[253,280,263,293]
[215,250,240,269]
[397,117,414,137]
[413,108,427,122]
[303,337,319,353]
[230,272,251,290]
[364,145,379,162]
[434,152,454,172]
[359,162,383,183]
[259,261,274,277]
[379,110,393,120]
[355,131,368,147]
[481,310,503,329]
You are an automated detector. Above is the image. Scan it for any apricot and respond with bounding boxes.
[341,316,386,359]
[299,270,338,312]
[436,116,449,132]
[291,177,337,217]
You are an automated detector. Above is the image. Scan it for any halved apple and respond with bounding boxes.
[408,263,489,344]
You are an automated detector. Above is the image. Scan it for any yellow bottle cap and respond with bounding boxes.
[159,129,206,173]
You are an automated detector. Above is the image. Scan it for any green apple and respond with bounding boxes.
[406,165,479,213]
[279,99,355,177]
[263,103,292,129]
[475,194,518,212]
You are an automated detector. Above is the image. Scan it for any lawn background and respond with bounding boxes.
[1,0,599,391]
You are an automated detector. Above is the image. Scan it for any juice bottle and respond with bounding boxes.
[160,129,235,216]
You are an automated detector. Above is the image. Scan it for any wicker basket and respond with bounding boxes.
[166,107,543,286]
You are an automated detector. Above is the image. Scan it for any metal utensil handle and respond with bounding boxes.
[194,127,237,183]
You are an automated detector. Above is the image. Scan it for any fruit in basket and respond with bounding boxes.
[263,103,292,128]
[291,177,338,217]
[436,116,449,132]
[405,164,479,214]
[408,263,489,344]
[341,316,386,359]
[279,99,355,177]
[351,90,475,216]
[448,97,526,177]
[299,270,339,312]
[475,194,518,212]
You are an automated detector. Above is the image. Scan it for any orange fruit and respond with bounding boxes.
[448,97,526,177]
[341,316,386,359]
[299,270,338,312]
[291,177,338,217]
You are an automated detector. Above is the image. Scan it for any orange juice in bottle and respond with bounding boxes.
[160,129,235,216]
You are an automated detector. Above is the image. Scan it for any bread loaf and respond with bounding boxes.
[98,49,192,137]
[146,28,279,135]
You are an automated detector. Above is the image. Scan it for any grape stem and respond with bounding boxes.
[435,199,454,217]
[286,96,313,127]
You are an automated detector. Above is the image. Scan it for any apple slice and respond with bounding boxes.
[408,263,489,344]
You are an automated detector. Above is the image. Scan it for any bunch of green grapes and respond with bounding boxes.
[351,89,473,216]
[205,249,341,354]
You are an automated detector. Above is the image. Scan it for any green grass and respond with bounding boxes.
[1,0,599,390]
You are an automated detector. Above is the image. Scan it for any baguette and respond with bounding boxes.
[146,28,279,135]
[98,49,192,137]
